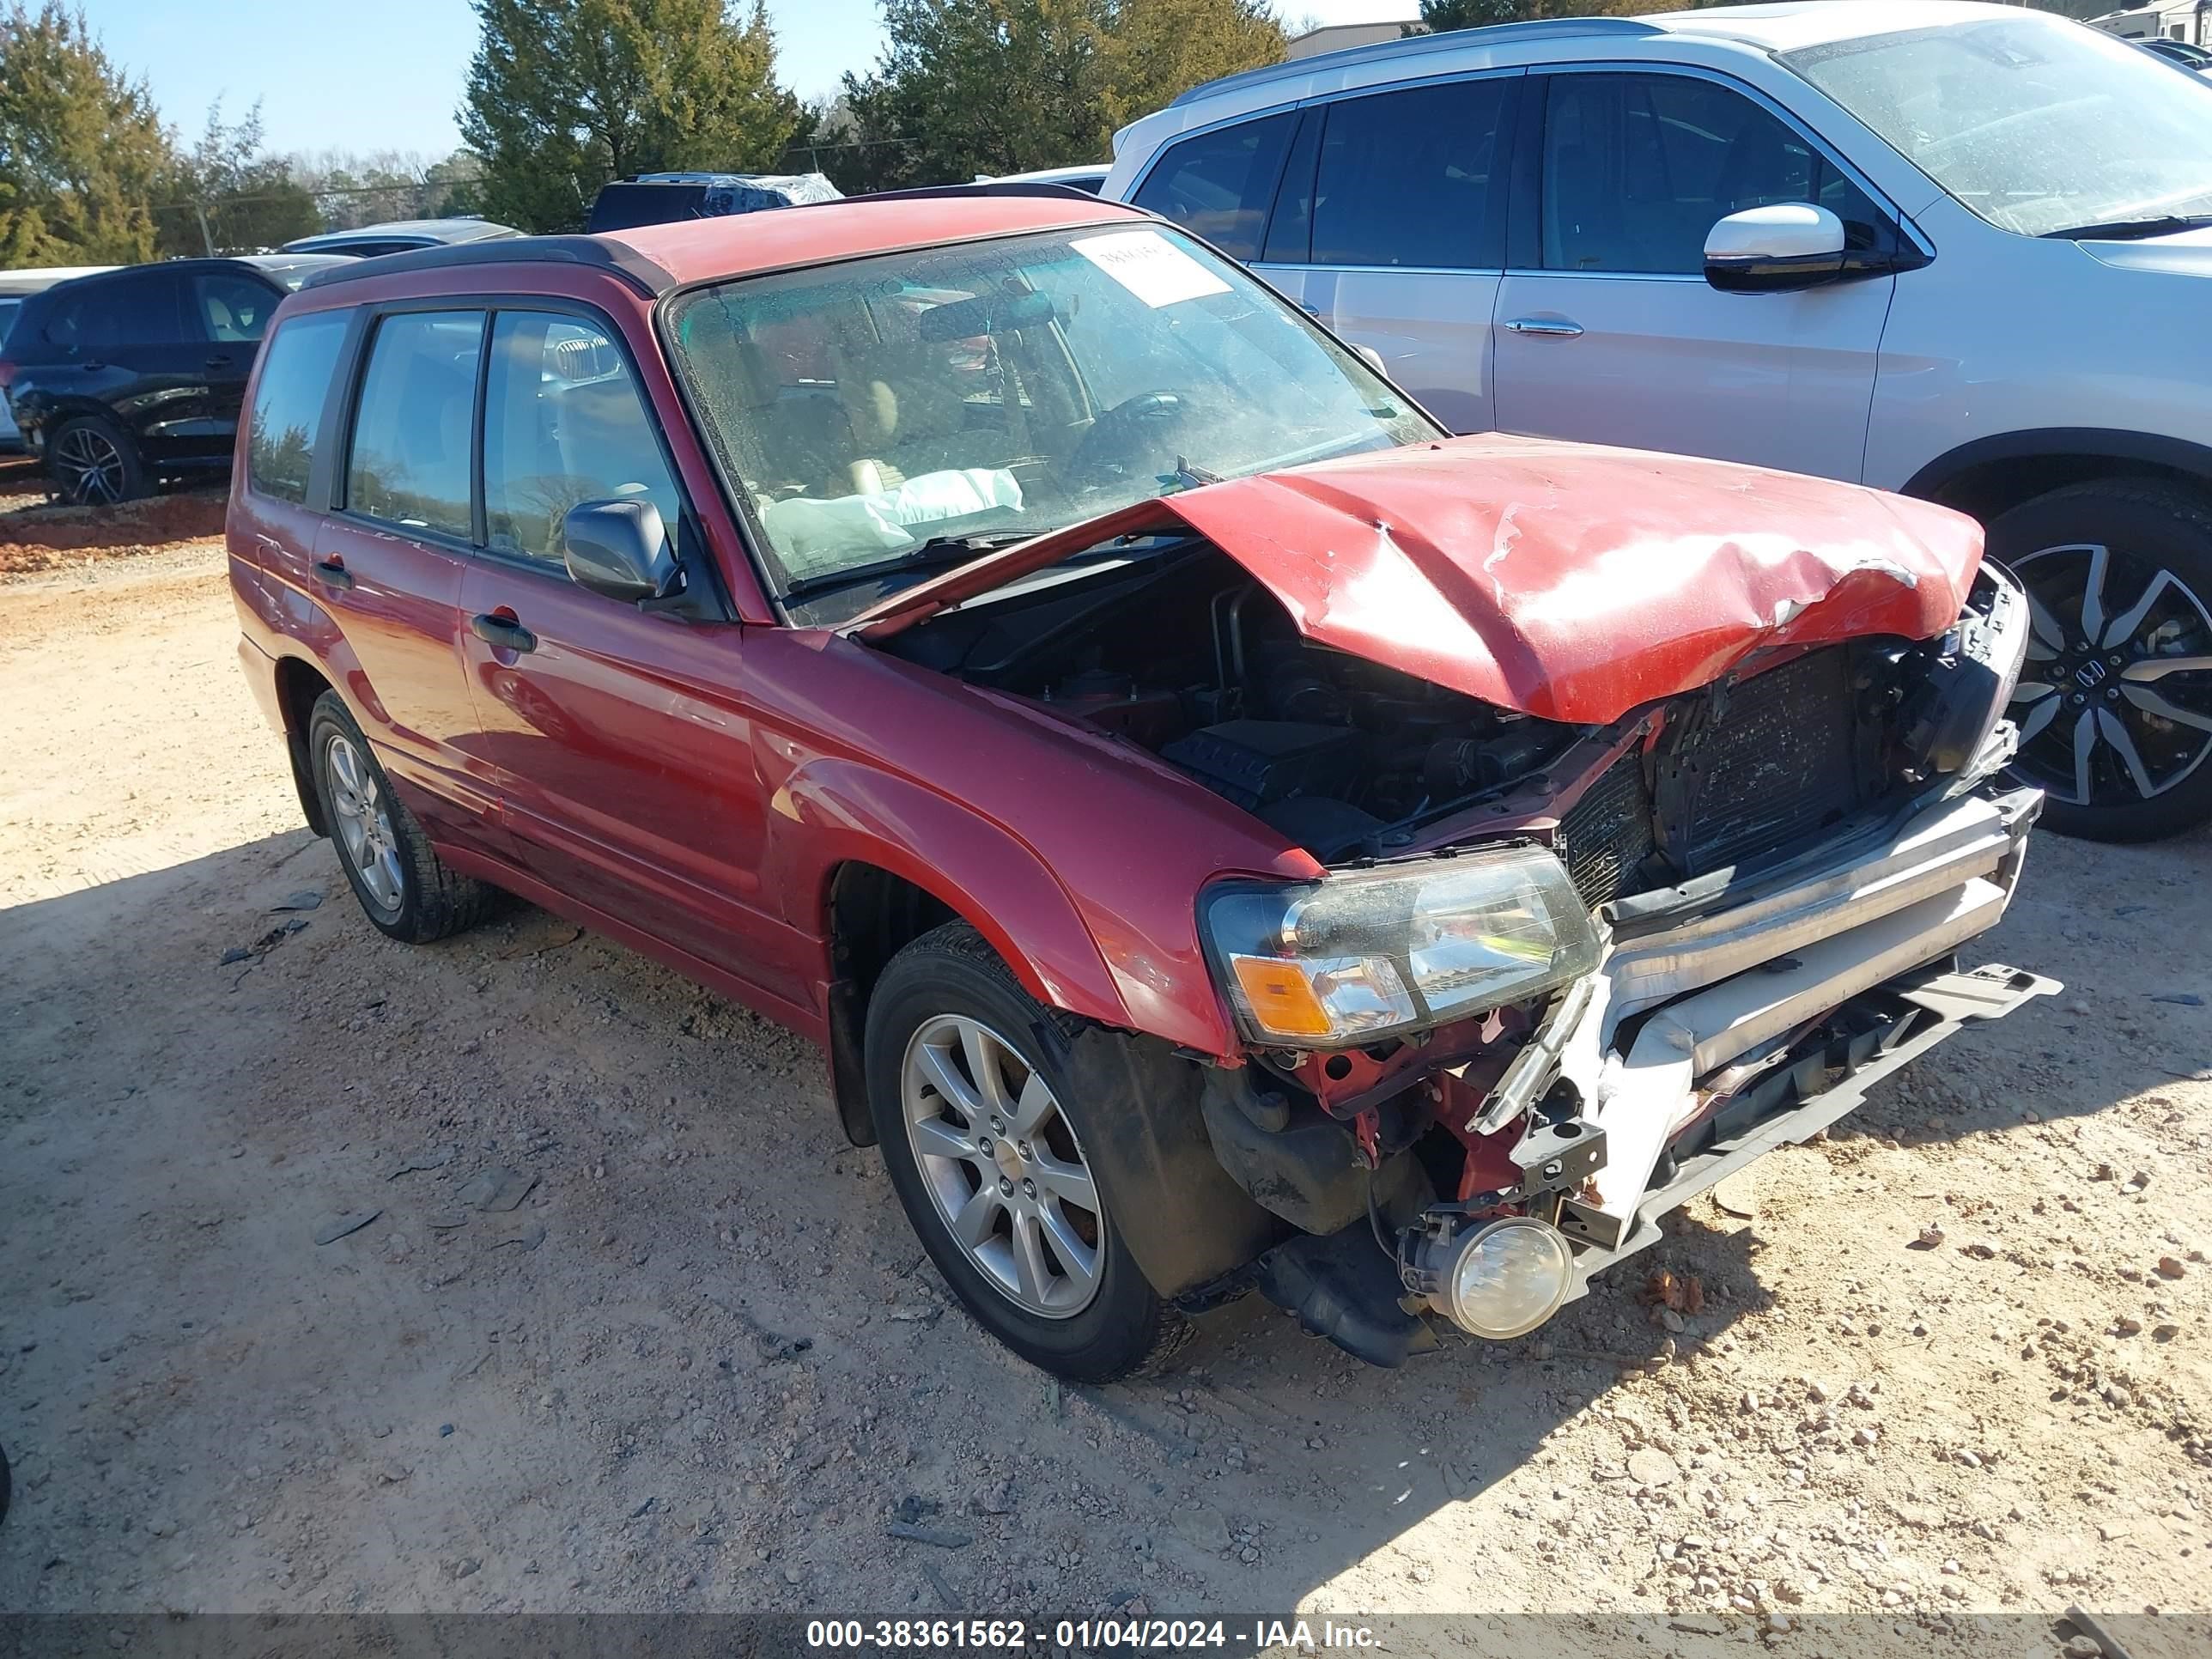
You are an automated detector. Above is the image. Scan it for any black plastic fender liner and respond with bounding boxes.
[1254,1224,1440,1369]
[1199,1066,1432,1236]
[1053,1026,1290,1300]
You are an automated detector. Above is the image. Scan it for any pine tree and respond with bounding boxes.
[460,0,802,233]
[0,3,172,264]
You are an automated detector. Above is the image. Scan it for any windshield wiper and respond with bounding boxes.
[782,530,1035,600]
[2042,213,2212,241]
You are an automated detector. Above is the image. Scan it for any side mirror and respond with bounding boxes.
[1352,343,1389,379]
[1704,204,1848,294]
[562,497,677,604]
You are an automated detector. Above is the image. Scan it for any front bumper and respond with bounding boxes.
[1250,783,2056,1361]
[1563,957,2056,1298]
[1559,783,2045,1250]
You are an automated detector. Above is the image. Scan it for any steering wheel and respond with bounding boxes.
[1063,389,1200,489]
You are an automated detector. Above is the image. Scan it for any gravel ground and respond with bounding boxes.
[2,544,2209,1654]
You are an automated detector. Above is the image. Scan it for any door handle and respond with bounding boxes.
[1504,318,1584,338]
[205,354,233,369]
[311,556,355,590]
[471,612,538,654]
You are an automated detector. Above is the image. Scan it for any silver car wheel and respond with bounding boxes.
[325,734,404,912]
[901,1013,1103,1319]
[52,425,127,505]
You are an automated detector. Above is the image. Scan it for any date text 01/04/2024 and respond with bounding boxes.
[804,1619,1382,1650]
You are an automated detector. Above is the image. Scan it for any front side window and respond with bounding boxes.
[1784,15,2212,238]
[481,311,682,567]
[247,311,349,503]
[193,272,277,343]
[1541,73,1881,275]
[343,309,483,539]
[1307,80,1513,269]
[1130,113,1296,263]
[665,225,1435,594]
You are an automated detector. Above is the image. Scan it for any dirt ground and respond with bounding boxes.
[2,543,2209,1652]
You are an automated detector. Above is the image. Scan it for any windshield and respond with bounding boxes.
[1783,15,2212,238]
[662,225,1436,594]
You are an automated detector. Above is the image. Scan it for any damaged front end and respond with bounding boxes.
[864,438,2060,1366]
[1194,565,2057,1364]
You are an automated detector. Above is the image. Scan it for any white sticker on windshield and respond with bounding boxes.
[1071,229,1231,307]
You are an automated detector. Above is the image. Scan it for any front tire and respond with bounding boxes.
[1990,482,2212,842]
[865,922,1188,1382]
[307,691,494,942]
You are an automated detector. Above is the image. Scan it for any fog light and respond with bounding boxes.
[1437,1216,1574,1340]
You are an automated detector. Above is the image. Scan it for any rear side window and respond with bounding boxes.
[192,271,278,343]
[1306,80,1514,269]
[1540,73,1884,275]
[1131,112,1295,262]
[343,309,484,539]
[480,311,682,567]
[246,312,350,503]
[41,274,185,352]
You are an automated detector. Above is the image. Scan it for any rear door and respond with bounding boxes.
[1257,76,1520,434]
[312,306,503,837]
[1490,70,1898,480]
[40,270,202,463]
[455,307,799,1005]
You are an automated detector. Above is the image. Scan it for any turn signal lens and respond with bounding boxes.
[1227,954,1334,1038]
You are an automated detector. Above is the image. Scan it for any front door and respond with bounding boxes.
[184,268,283,454]
[1491,70,1895,482]
[455,309,800,1006]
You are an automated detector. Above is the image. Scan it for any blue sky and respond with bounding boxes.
[88,0,1422,160]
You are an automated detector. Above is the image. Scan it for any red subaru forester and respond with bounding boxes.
[229,187,2053,1382]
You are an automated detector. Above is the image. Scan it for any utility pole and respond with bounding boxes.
[193,203,215,257]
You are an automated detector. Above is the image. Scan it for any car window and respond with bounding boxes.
[481,311,682,568]
[0,298,21,351]
[343,309,483,539]
[246,312,350,503]
[41,274,184,352]
[192,271,278,343]
[1306,80,1513,269]
[1540,74,1883,275]
[1130,112,1296,263]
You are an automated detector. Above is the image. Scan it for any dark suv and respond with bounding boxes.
[0,254,350,502]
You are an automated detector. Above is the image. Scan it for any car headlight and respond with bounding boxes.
[1199,845,1601,1048]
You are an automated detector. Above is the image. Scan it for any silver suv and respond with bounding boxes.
[1104,2,2212,842]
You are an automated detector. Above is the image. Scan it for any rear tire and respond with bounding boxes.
[865,922,1189,1382]
[1988,482,2212,842]
[46,413,147,504]
[307,691,494,942]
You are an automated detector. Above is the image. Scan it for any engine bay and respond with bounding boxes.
[883,544,1589,860]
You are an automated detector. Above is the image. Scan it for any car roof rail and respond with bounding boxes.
[850,181,1121,205]
[1169,16,1666,108]
[297,234,676,297]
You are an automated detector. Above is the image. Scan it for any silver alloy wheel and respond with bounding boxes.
[325,734,404,912]
[2009,542,2212,804]
[900,1013,1103,1318]
[52,424,127,505]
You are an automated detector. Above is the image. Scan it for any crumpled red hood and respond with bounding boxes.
[851,435,1984,725]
